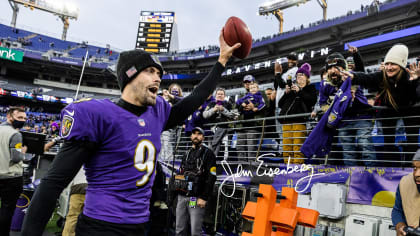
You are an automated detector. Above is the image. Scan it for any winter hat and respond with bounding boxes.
[413,149,420,161]
[325,52,347,70]
[346,56,355,65]
[296,63,312,78]
[384,44,408,68]
[51,122,59,129]
[243,74,255,82]
[287,52,298,61]
[116,49,163,92]
[192,127,205,135]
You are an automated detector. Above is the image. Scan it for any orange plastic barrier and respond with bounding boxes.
[241,184,319,236]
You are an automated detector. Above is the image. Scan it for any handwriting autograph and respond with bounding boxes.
[219,154,325,197]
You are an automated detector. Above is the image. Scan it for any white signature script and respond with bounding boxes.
[219,154,325,197]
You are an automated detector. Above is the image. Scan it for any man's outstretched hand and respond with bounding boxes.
[218,29,241,67]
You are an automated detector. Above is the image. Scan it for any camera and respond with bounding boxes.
[171,172,201,196]
[287,78,293,88]
[404,226,420,236]
[172,175,189,193]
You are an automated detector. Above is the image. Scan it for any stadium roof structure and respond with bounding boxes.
[258,0,327,33]
[8,0,79,40]
[259,0,309,13]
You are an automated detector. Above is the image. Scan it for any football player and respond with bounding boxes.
[22,32,240,236]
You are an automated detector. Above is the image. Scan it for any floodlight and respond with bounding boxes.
[64,2,79,16]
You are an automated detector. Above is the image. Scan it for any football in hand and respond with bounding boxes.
[223,16,252,59]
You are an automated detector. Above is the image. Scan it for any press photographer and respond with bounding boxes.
[174,127,216,236]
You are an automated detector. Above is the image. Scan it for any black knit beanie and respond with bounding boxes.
[413,149,420,161]
[116,49,164,92]
[325,52,347,70]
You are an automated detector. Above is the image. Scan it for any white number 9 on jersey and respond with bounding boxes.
[134,139,156,187]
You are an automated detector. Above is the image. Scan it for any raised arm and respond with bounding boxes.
[165,31,241,129]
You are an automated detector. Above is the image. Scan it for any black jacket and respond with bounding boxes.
[352,51,365,72]
[179,145,216,201]
[278,84,317,122]
[352,70,420,110]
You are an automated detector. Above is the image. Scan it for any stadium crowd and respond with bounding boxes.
[2,43,420,167]
[0,105,60,135]
[163,0,395,58]
[157,44,420,168]
[0,33,420,236]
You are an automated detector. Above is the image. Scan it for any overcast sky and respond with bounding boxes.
[0,0,374,51]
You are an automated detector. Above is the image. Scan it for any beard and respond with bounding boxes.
[288,62,297,68]
[143,96,157,106]
[329,72,343,86]
[133,85,157,106]
[192,138,202,146]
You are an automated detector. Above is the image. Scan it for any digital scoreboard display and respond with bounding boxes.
[135,11,175,53]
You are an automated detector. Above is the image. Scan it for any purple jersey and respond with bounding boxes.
[60,97,171,224]
[319,81,337,106]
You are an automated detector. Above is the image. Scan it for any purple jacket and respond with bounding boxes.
[236,91,265,116]
[319,80,371,119]
[301,78,353,157]
[319,81,338,106]
[185,96,215,135]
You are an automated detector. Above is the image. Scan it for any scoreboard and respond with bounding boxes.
[135,11,175,53]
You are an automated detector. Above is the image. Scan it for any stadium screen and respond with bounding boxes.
[135,11,174,53]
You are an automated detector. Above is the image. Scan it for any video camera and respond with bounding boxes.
[171,171,201,196]
[404,226,420,236]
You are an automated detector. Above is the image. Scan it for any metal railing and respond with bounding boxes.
[158,106,420,168]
